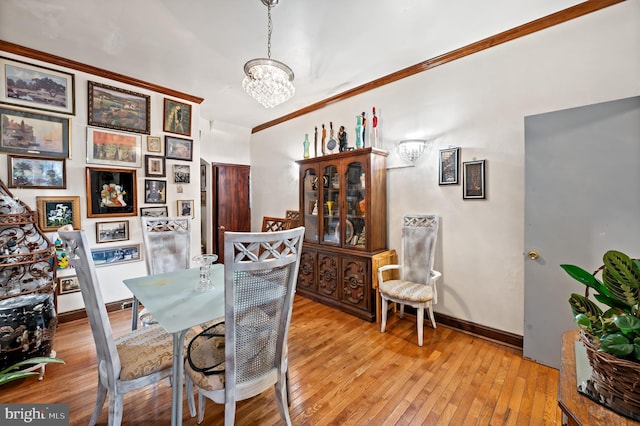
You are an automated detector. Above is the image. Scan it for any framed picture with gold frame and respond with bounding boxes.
[36,195,81,232]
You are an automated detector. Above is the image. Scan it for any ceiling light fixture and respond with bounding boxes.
[397,139,428,165]
[242,0,295,108]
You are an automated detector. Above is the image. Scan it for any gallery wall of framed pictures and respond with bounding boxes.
[0,52,200,309]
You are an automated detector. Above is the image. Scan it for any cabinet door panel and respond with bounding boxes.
[298,249,317,291]
[317,252,339,298]
[341,257,369,309]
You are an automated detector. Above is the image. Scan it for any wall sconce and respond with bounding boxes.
[397,139,428,165]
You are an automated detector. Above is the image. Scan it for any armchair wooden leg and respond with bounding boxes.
[417,307,424,347]
[381,297,388,333]
[428,304,437,329]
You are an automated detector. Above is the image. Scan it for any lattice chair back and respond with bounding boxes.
[185,227,304,425]
[285,210,301,228]
[141,216,191,275]
[261,216,292,233]
[401,215,439,284]
[133,216,191,329]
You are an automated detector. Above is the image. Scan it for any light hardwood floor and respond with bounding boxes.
[0,296,562,425]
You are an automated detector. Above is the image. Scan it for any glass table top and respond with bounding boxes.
[123,264,225,333]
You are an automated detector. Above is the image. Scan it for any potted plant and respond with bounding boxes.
[0,357,64,386]
[562,249,640,418]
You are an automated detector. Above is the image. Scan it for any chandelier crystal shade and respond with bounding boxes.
[243,0,295,108]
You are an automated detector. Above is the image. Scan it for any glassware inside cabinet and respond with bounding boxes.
[346,161,366,247]
[322,165,340,244]
[302,169,319,242]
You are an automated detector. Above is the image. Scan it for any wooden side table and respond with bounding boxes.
[371,249,398,323]
[559,329,637,425]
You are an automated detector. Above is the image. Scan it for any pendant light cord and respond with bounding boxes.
[267,4,273,59]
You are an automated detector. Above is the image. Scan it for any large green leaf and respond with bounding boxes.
[560,264,613,299]
[614,314,640,335]
[0,371,40,386]
[569,293,602,324]
[634,337,640,360]
[603,250,640,289]
[600,333,634,356]
[603,267,640,307]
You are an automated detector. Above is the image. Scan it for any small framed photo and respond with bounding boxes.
[144,179,166,204]
[36,196,81,232]
[8,155,66,189]
[96,220,130,244]
[57,275,80,295]
[1,56,75,115]
[146,136,163,154]
[0,107,70,158]
[173,164,190,183]
[463,160,486,199]
[86,167,137,217]
[439,147,459,185]
[88,81,150,134]
[91,243,142,267]
[145,155,166,177]
[165,136,193,161]
[87,127,142,168]
[177,200,194,218]
[140,206,168,217]
[163,98,192,136]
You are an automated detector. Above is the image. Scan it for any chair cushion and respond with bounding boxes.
[185,328,226,391]
[116,324,196,381]
[379,279,433,303]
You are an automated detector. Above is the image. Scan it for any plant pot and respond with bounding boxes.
[579,330,640,421]
[0,292,57,370]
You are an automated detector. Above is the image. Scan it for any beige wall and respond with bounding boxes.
[248,2,640,335]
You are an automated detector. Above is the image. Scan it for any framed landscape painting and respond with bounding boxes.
[86,167,137,217]
[96,220,129,243]
[88,81,150,134]
[8,155,66,189]
[86,127,142,168]
[165,136,193,161]
[163,98,192,136]
[140,206,168,217]
[91,243,142,267]
[0,56,75,115]
[0,107,70,158]
[36,196,81,232]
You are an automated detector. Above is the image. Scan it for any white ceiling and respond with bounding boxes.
[1,0,583,129]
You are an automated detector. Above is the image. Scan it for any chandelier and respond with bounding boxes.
[397,139,428,165]
[242,0,295,108]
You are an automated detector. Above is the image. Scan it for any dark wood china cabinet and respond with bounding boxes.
[296,147,388,321]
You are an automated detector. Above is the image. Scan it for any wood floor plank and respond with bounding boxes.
[0,296,564,425]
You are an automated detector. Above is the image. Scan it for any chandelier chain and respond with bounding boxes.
[267,5,273,59]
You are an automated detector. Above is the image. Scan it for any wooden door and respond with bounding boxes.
[211,163,250,261]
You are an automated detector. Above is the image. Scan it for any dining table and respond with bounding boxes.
[123,263,225,426]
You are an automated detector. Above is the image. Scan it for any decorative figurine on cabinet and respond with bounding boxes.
[355,115,363,148]
[361,112,367,147]
[338,126,348,152]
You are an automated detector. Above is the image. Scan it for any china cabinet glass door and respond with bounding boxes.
[321,164,340,245]
[302,168,318,242]
[345,161,366,248]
